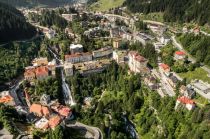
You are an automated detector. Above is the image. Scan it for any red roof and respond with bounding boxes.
[35,66,49,76]
[129,51,147,62]
[30,104,42,116]
[24,69,36,77]
[49,115,61,129]
[175,51,185,56]
[51,105,71,117]
[42,106,50,117]
[177,96,195,105]
[0,95,13,103]
[58,106,71,117]
[160,63,170,70]
[30,104,51,117]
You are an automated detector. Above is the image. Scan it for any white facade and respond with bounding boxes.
[35,117,49,129]
[65,53,92,64]
[70,44,83,54]
[160,36,170,45]
[113,50,127,64]
[46,29,56,39]
[92,46,113,58]
[128,51,148,74]
[64,62,74,76]
[191,80,210,94]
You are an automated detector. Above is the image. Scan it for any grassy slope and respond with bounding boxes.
[178,68,210,83]
[89,0,125,11]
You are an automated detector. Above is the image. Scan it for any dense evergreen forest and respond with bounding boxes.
[0,0,74,7]
[178,34,210,66]
[124,0,210,25]
[28,10,68,29]
[0,2,36,43]
[67,62,210,138]
[0,39,41,91]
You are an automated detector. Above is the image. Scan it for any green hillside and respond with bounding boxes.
[89,0,125,11]
[0,0,75,7]
[0,2,36,43]
[125,0,210,25]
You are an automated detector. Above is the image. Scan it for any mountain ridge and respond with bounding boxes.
[0,2,36,42]
[0,0,77,7]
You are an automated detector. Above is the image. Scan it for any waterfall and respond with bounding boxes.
[48,47,76,106]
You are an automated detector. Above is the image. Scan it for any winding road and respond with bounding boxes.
[66,122,103,139]
[171,36,210,75]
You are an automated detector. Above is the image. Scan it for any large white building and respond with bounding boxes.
[191,80,210,94]
[62,14,77,21]
[92,46,113,58]
[45,29,56,39]
[70,44,83,54]
[65,52,92,64]
[175,96,195,111]
[64,62,74,76]
[128,51,149,74]
[113,50,127,64]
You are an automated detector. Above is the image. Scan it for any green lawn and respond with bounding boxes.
[89,0,125,11]
[200,24,210,34]
[193,95,209,107]
[178,68,210,83]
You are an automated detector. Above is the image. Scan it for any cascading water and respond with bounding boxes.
[48,47,76,106]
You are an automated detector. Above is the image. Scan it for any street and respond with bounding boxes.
[66,121,103,139]
[171,35,210,75]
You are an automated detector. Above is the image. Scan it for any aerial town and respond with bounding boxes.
[1,0,210,139]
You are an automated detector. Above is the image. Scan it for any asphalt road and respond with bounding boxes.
[66,122,103,139]
[171,36,196,63]
[10,78,24,106]
[172,36,210,75]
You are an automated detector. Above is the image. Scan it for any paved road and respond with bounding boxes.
[66,122,103,139]
[151,69,175,97]
[171,36,196,63]
[200,30,210,36]
[9,78,25,106]
[172,36,210,75]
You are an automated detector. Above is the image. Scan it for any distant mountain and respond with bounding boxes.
[124,0,210,25]
[0,2,36,42]
[0,0,77,7]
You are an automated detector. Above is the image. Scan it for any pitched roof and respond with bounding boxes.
[160,63,170,70]
[58,106,71,117]
[51,105,71,117]
[42,106,50,116]
[24,69,36,77]
[177,96,195,105]
[35,66,49,76]
[48,115,61,129]
[30,104,50,117]
[175,51,185,56]
[30,104,42,116]
[129,51,147,62]
[0,95,13,103]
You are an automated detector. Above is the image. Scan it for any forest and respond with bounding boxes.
[124,0,210,25]
[0,40,41,90]
[28,10,68,29]
[0,0,75,7]
[178,34,210,66]
[67,62,210,138]
[0,2,36,43]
